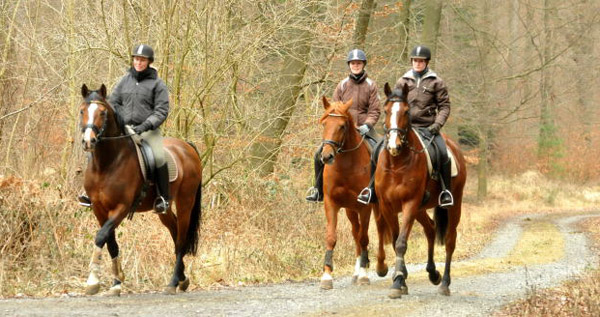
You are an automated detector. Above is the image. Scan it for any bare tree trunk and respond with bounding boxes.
[398,0,412,61]
[353,0,376,49]
[421,0,442,66]
[248,1,323,176]
[537,0,561,171]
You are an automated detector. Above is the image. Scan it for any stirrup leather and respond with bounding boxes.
[438,190,454,207]
[357,187,372,205]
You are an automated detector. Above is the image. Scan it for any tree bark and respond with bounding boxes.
[353,0,376,49]
[421,0,442,66]
[248,1,323,176]
[398,0,412,61]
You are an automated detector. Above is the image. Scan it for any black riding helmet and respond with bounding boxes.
[410,45,431,61]
[347,49,367,65]
[131,44,154,63]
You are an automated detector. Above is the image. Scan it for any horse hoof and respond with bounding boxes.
[376,264,389,277]
[351,275,358,285]
[320,279,333,290]
[178,278,190,292]
[163,286,177,295]
[357,276,370,286]
[388,289,403,299]
[429,271,442,285]
[439,286,451,296]
[85,284,100,295]
[105,287,121,297]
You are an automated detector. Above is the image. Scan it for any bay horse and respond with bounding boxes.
[376,83,466,298]
[78,84,202,296]
[317,96,389,289]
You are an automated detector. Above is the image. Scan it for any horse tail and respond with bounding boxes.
[374,206,393,245]
[434,206,448,245]
[183,141,203,256]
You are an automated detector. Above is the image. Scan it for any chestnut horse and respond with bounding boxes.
[79,84,202,296]
[317,97,389,289]
[376,83,466,298]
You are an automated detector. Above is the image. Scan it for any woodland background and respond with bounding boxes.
[1,0,599,301]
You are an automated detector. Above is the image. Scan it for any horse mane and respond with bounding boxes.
[85,91,126,134]
[319,101,356,127]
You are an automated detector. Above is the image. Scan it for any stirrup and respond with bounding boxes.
[438,190,454,208]
[77,194,91,207]
[305,187,321,202]
[153,196,169,214]
[357,187,372,205]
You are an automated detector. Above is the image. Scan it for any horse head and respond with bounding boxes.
[383,82,410,157]
[79,84,117,151]
[319,96,354,164]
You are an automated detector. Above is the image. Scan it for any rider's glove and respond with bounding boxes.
[357,124,371,136]
[427,123,441,135]
[133,121,152,134]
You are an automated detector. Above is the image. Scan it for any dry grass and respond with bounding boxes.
[0,168,599,298]
[495,217,600,317]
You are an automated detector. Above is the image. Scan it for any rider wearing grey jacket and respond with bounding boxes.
[78,44,172,214]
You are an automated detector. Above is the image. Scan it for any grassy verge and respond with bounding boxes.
[0,170,599,298]
[495,217,600,316]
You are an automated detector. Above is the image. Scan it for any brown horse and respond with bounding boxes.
[317,97,388,289]
[79,84,202,296]
[375,83,466,298]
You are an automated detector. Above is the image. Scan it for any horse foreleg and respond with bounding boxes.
[416,211,441,286]
[389,206,417,299]
[86,218,116,295]
[372,204,389,277]
[106,232,125,296]
[349,208,371,285]
[439,206,459,296]
[320,202,338,290]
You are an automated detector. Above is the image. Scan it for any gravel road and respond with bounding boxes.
[1,211,598,317]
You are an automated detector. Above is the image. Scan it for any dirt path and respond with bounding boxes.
[1,211,598,317]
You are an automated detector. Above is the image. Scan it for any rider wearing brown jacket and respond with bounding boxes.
[306,49,381,202]
[357,45,454,208]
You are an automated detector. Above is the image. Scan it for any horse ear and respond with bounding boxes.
[99,84,107,99]
[402,83,409,100]
[384,82,392,98]
[81,84,89,98]
[341,98,353,112]
[322,96,330,110]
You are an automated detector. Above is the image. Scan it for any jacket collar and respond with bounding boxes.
[402,69,437,81]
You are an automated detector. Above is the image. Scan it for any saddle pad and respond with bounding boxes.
[134,145,178,183]
[413,127,458,177]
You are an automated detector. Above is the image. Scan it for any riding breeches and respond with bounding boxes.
[140,128,166,167]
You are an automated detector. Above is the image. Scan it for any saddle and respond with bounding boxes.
[413,127,458,179]
[133,138,178,184]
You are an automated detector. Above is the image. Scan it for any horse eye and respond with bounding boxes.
[79,110,83,115]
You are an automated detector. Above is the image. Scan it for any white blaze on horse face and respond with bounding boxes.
[388,102,401,150]
[83,103,99,142]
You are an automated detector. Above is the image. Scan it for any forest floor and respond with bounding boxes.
[0,209,598,317]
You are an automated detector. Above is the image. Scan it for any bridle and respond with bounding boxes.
[384,96,410,148]
[321,113,365,154]
[81,99,133,142]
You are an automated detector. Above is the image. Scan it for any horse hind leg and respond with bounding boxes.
[416,211,441,286]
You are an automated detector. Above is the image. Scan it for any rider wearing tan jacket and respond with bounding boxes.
[306,49,381,202]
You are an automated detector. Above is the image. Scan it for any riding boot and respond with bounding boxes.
[438,159,454,208]
[78,193,91,207]
[357,139,384,205]
[306,158,324,202]
[154,164,171,214]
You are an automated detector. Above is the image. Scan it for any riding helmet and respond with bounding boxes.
[410,45,431,61]
[347,49,367,65]
[131,44,154,63]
